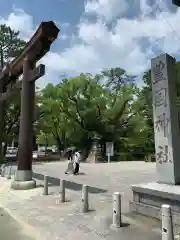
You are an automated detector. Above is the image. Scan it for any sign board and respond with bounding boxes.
[106,142,114,156]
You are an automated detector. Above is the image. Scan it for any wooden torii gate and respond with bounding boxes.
[0,21,59,190]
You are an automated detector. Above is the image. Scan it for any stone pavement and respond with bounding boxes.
[0,161,163,240]
[0,180,161,240]
[32,161,158,214]
[0,207,34,240]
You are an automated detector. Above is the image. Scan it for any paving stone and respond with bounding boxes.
[0,162,162,239]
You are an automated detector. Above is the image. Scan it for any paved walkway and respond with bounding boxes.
[0,207,34,240]
[0,162,163,240]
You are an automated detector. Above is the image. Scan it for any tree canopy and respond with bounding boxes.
[0,25,26,160]
[36,68,155,161]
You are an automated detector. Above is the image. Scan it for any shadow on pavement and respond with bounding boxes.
[4,161,44,166]
[33,172,107,194]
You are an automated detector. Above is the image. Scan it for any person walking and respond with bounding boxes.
[65,150,74,174]
[73,150,81,175]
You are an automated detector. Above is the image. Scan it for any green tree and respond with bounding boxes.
[0,24,25,69]
[55,71,143,160]
[102,67,136,90]
[37,83,71,153]
[0,25,26,160]
[38,68,151,162]
[136,70,155,158]
[57,73,107,158]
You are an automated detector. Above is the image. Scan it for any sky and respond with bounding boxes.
[0,0,180,88]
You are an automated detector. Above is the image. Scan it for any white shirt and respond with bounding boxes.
[73,152,81,163]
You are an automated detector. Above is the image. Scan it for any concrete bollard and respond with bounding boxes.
[43,175,48,195]
[7,166,12,179]
[162,204,174,240]
[60,179,65,202]
[112,192,122,228]
[81,185,89,213]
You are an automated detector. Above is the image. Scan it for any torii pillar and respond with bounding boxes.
[11,57,45,190]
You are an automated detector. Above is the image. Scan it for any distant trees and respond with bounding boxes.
[0,24,26,160]
[36,68,152,161]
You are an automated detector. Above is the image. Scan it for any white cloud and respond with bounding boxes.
[2,1,180,88]
[43,0,180,78]
[42,45,99,74]
[84,0,128,22]
[0,7,34,41]
[58,34,68,40]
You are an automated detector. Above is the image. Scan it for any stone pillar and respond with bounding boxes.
[11,57,36,190]
[151,53,180,184]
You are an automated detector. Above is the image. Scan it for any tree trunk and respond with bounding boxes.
[3,143,7,156]
[44,135,48,156]
[80,143,92,161]
[55,137,63,156]
[80,148,89,161]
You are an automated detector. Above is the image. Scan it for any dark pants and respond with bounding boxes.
[74,163,79,174]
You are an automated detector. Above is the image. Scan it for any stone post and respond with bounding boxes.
[43,175,48,195]
[60,179,65,202]
[162,204,174,240]
[81,185,89,213]
[112,192,122,227]
[151,54,180,184]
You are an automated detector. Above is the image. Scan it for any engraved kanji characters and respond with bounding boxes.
[154,88,167,107]
[156,145,172,164]
[155,113,169,137]
[152,60,166,84]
